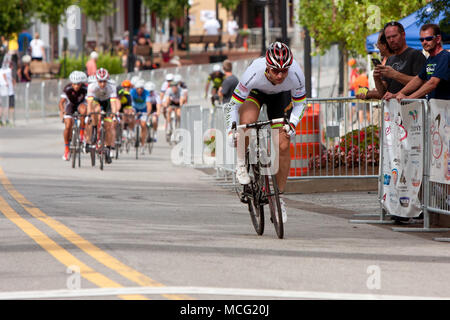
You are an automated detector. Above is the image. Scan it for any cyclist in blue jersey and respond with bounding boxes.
[130,80,151,149]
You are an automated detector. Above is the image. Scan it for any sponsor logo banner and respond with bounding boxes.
[382,100,423,218]
[429,99,450,184]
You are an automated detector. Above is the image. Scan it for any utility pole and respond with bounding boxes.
[281,0,288,44]
[303,27,312,98]
[127,0,135,73]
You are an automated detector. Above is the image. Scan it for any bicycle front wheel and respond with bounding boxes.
[246,163,265,236]
[70,126,79,169]
[265,175,284,239]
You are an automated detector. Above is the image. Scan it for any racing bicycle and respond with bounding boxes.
[232,116,287,239]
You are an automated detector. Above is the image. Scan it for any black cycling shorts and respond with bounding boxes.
[247,89,293,120]
[65,101,86,115]
[94,98,112,113]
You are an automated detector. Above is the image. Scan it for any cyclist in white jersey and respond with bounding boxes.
[86,68,119,163]
[160,73,174,132]
[225,42,307,222]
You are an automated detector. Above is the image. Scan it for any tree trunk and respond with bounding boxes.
[50,24,59,61]
[95,22,100,52]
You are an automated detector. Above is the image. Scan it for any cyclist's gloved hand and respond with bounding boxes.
[283,122,296,139]
[227,131,237,148]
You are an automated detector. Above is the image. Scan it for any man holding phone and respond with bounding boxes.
[376,22,426,99]
[357,29,394,100]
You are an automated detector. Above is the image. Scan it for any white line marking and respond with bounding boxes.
[0,286,448,300]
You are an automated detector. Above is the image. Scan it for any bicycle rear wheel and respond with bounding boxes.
[99,127,105,171]
[90,126,97,167]
[246,162,265,236]
[70,126,79,169]
[115,123,122,160]
[135,125,140,159]
[147,125,154,154]
[265,174,284,239]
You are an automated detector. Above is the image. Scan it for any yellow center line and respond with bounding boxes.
[0,195,144,300]
[0,167,192,300]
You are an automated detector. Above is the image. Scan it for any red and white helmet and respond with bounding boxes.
[96,68,109,81]
[265,42,293,69]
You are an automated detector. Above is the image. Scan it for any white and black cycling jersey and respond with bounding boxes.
[231,57,306,104]
[226,57,307,130]
[87,82,117,102]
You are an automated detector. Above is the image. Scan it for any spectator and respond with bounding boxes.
[137,24,151,45]
[227,15,239,49]
[134,57,143,72]
[374,21,426,99]
[29,33,46,61]
[86,51,98,76]
[203,17,221,52]
[390,24,450,101]
[120,31,130,49]
[18,29,32,58]
[219,59,239,103]
[348,58,359,96]
[0,59,16,126]
[7,33,19,78]
[357,29,394,100]
[17,55,32,82]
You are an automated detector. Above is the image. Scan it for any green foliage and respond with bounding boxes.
[35,0,75,26]
[79,0,115,23]
[142,0,189,19]
[58,53,124,78]
[297,0,428,56]
[0,0,35,38]
[417,0,450,34]
[217,0,240,11]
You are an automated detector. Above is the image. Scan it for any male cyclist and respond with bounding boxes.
[225,42,307,223]
[162,77,186,136]
[205,64,225,106]
[130,79,151,152]
[59,71,88,161]
[86,68,119,164]
[144,81,161,141]
[160,73,174,132]
[117,79,133,138]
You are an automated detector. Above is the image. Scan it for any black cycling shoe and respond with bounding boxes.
[105,149,112,164]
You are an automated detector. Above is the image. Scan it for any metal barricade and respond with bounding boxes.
[388,99,450,239]
[290,97,382,180]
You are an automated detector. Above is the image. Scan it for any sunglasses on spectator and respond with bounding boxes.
[419,36,436,42]
[269,67,289,75]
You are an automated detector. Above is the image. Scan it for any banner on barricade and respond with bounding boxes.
[381,100,423,218]
[429,99,450,185]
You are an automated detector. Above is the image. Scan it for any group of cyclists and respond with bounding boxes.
[59,41,306,226]
[58,68,188,163]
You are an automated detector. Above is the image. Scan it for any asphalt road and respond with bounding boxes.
[0,118,449,301]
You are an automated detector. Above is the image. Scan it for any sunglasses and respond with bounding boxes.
[419,36,436,42]
[269,67,289,75]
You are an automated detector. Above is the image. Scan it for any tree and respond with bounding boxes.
[35,0,75,60]
[79,0,116,51]
[217,0,240,11]
[0,0,34,39]
[417,0,450,34]
[142,0,189,19]
[297,0,428,94]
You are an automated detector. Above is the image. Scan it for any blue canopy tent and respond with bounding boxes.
[366,6,450,52]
